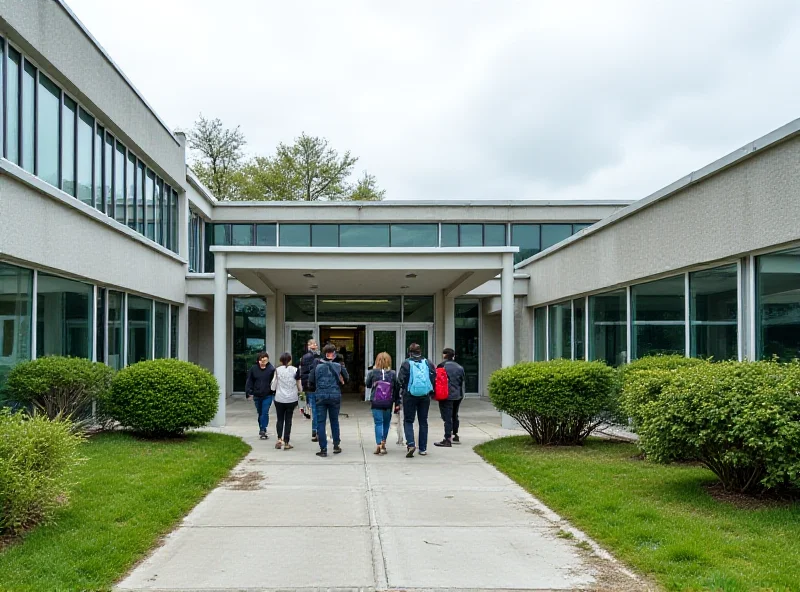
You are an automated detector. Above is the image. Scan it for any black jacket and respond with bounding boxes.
[365,368,400,409]
[397,354,436,397]
[437,360,466,400]
[296,350,321,392]
[245,363,275,398]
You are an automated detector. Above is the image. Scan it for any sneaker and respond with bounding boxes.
[406,446,416,458]
[333,445,342,454]
[258,430,266,440]
[434,439,452,448]
[316,450,328,457]
[419,450,428,456]
[312,432,318,443]
[453,434,460,444]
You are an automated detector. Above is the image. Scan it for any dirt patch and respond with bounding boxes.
[223,470,264,491]
[704,483,799,510]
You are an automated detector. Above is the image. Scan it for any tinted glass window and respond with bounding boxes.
[404,295,434,322]
[589,289,627,366]
[77,108,93,205]
[127,295,152,364]
[154,302,169,359]
[632,275,685,359]
[0,262,33,384]
[6,48,20,165]
[136,160,145,233]
[441,224,458,247]
[454,299,479,392]
[255,224,277,246]
[484,224,507,246]
[36,273,92,359]
[459,224,483,247]
[285,295,315,322]
[541,224,573,250]
[154,178,162,243]
[391,224,438,247]
[145,169,155,240]
[231,224,253,246]
[511,224,541,263]
[757,248,800,361]
[115,142,126,225]
[62,96,77,196]
[280,224,311,247]
[104,134,113,217]
[37,74,60,188]
[126,152,136,229]
[311,224,339,247]
[21,60,35,173]
[339,224,389,247]
[548,301,572,360]
[317,295,401,322]
[94,125,104,211]
[690,264,737,360]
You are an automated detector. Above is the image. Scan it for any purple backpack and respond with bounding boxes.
[372,370,393,409]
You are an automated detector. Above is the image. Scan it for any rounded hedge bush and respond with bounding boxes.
[4,356,114,426]
[638,360,800,493]
[106,359,218,436]
[489,359,616,445]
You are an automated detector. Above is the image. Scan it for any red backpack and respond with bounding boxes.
[434,367,449,401]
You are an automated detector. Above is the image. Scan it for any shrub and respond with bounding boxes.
[489,360,616,445]
[106,359,218,436]
[0,408,84,535]
[4,357,114,429]
[638,360,800,493]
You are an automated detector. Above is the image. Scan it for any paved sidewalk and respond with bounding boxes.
[117,397,644,591]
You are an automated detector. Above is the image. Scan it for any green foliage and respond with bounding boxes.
[620,354,706,378]
[0,409,84,535]
[638,360,800,492]
[4,356,114,428]
[106,359,218,436]
[489,360,616,445]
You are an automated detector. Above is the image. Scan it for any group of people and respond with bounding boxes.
[244,338,466,458]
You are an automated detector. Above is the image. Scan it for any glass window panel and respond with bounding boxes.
[548,301,572,360]
[459,224,483,247]
[136,160,145,234]
[170,305,179,358]
[231,224,253,246]
[36,273,92,359]
[188,211,198,272]
[104,133,114,218]
[455,299,479,393]
[589,289,627,366]
[36,73,60,187]
[213,224,230,245]
[317,296,401,323]
[541,224,573,251]
[76,108,93,205]
[311,224,339,247]
[6,47,20,165]
[233,297,266,391]
[339,224,389,248]
[391,224,438,247]
[757,248,800,361]
[285,295,315,322]
[484,224,507,246]
[574,298,585,360]
[511,224,541,264]
[441,224,458,247]
[154,177,162,244]
[127,295,152,364]
[404,329,429,360]
[0,263,32,388]
[632,275,685,359]
[0,41,4,158]
[95,287,105,364]
[533,307,546,361]
[256,224,277,246]
[290,329,315,370]
[154,302,169,359]
[126,152,136,229]
[61,96,77,196]
[115,142,126,226]
[107,291,124,370]
[573,223,593,233]
[171,190,179,253]
[145,169,155,240]
[404,295,434,322]
[690,264,737,360]
[94,125,104,211]
[280,223,310,247]
[21,60,35,173]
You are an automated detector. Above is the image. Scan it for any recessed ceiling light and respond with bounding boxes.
[400,285,409,289]
[310,284,318,289]
[405,273,417,279]
[303,273,315,278]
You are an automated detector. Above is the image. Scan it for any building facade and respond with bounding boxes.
[1,1,799,426]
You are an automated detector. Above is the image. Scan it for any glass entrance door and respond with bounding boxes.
[367,325,400,370]
[403,324,433,361]
[286,324,317,369]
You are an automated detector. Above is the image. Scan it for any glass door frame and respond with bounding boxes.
[284,322,318,368]
[366,324,401,374]
[402,323,435,361]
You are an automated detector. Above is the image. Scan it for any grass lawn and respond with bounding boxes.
[476,436,800,592]
[0,431,249,592]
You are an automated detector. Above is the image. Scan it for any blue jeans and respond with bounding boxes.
[403,394,430,451]
[371,408,392,445]
[306,393,319,435]
[254,396,274,432]
[315,394,341,451]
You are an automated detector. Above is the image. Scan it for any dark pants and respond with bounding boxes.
[253,396,274,432]
[275,401,298,442]
[403,394,431,452]
[453,398,462,435]
[438,399,454,439]
[315,394,341,451]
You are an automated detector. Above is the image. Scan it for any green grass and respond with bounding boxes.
[0,431,249,592]
[476,437,800,592]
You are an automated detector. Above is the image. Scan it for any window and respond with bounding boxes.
[94,125,104,211]
[188,211,200,272]
[104,133,113,218]
[0,263,32,385]
[459,224,483,247]
[170,305,179,358]
[0,40,4,157]
[96,287,105,363]
[255,224,276,246]
[127,295,152,364]
[441,224,458,247]
[339,224,389,247]
[285,295,315,322]
[231,224,253,246]
[233,297,266,391]
[589,289,627,366]
[548,301,571,360]
[311,224,338,247]
[136,160,145,234]
[154,177,162,244]
[455,299,480,392]
[756,248,800,361]
[6,47,20,164]
[280,223,310,247]
[145,169,155,240]
[21,60,35,173]
[511,224,540,264]
[632,275,685,359]
[533,307,546,361]
[154,302,169,359]
[77,108,93,205]
[107,291,124,370]
[126,152,136,229]
[690,265,737,360]
[391,224,438,247]
[61,96,77,196]
[404,296,434,322]
[171,188,178,252]
[573,298,585,360]
[573,223,593,233]
[317,296,401,322]
[484,224,507,246]
[541,224,573,251]
[36,273,93,359]
[115,142,126,225]
[35,73,60,188]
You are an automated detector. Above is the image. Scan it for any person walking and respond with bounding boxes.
[434,348,466,448]
[365,352,399,455]
[297,339,321,442]
[397,343,436,458]
[309,343,349,457]
[271,352,301,450]
[245,351,276,440]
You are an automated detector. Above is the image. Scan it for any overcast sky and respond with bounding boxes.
[66,0,800,201]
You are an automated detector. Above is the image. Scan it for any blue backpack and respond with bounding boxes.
[408,359,432,396]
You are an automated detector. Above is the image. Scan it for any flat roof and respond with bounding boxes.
[213,199,634,207]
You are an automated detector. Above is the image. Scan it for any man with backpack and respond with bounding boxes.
[308,343,349,457]
[296,338,321,442]
[434,348,466,448]
[397,342,436,458]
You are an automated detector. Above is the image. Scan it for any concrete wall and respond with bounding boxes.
[188,308,214,372]
[480,306,502,396]
[523,133,800,306]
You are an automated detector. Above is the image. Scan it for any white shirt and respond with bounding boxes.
[272,365,300,403]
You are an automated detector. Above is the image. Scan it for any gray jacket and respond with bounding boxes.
[437,360,465,400]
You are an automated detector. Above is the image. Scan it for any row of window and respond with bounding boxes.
[0,261,178,384]
[285,295,435,324]
[0,38,179,253]
[533,246,800,364]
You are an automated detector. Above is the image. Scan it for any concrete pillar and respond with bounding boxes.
[212,253,227,427]
[501,252,515,368]
[266,293,277,360]
[444,295,455,349]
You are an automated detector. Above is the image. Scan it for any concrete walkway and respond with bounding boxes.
[117,397,645,591]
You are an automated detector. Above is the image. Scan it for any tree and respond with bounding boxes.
[187,114,246,200]
[278,133,358,201]
[349,171,385,201]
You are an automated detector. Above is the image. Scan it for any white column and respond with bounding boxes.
[444,294,455,349]
[501,252,515,367]
[212,253,227,427]
[265,293,277,360]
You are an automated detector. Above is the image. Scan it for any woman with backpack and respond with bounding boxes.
[365,352,399,455]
